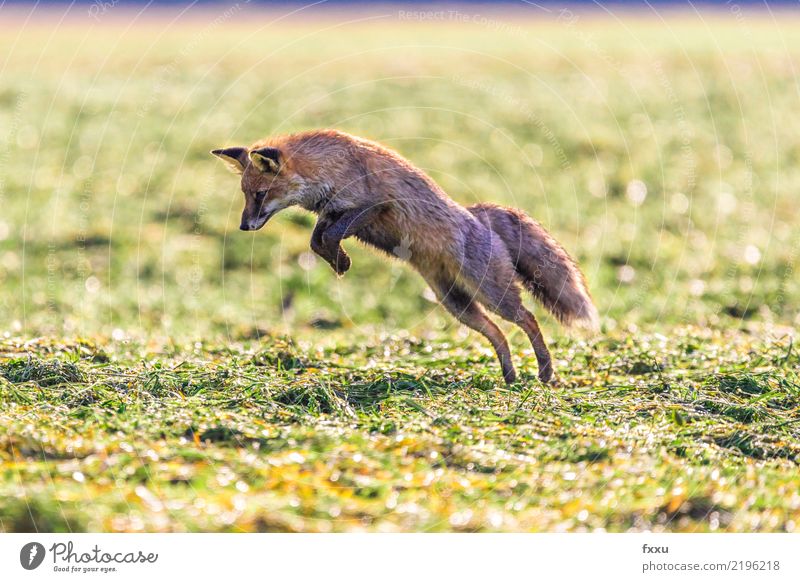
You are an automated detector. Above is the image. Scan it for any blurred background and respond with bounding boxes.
[1,1,799,343]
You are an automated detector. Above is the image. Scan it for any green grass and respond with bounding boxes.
[1,331,798,532]
[1,9,799,531]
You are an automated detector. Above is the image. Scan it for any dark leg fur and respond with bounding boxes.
[311,205,386,275]
[476,286,554,383]
[458,229,555,383]
[429,277,517,384]
[311,216,350,275]
[320,205,383,248]
[493,302,553,383]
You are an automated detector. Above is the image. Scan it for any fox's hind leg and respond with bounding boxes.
[498,303,554,383]
[459,233,555,383]
[479,286,554,382]
[428,277,517,384]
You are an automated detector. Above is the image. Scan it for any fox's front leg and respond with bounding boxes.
[311,206,383,275]
[311,215,350,275]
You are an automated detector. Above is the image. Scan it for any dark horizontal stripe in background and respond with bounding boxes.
[4,0,800,6]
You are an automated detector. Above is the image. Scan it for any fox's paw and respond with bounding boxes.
[332,253,351,276]
[537,364,554,384]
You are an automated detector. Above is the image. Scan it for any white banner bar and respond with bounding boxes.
[2,533,797,581]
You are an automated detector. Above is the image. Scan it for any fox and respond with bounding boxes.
[212,129,598,384]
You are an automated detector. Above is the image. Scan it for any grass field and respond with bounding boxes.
[1,7,799,532]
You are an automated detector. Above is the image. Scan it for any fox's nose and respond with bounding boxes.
[240,222,254,231]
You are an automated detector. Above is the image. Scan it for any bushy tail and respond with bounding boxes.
[469,203,599,330]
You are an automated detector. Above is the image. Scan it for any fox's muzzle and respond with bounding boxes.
[240,211,273,231]
[239,219,265,231]
[240,198,286,231]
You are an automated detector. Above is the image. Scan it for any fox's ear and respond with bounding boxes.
[211,147,248,174]
[249,147,281,173]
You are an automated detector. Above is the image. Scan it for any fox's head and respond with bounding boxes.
[211,145,305,231]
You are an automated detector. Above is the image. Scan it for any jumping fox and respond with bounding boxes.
[212,130,598,384]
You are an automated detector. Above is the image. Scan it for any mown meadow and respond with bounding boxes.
[0,7,799,531]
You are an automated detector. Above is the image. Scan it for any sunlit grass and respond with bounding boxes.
[1,330,798,532]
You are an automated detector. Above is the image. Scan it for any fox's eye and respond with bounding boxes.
[254,190,268,202]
